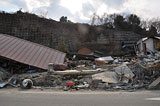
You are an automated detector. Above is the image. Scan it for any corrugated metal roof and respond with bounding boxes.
[0,34,66,70]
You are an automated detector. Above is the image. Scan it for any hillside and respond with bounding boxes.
[0,11,143,55]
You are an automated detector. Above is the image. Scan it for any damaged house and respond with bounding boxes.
[0,34,66,73]
[136,36,160,55]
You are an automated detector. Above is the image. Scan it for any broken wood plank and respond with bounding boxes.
[148,77,160,89]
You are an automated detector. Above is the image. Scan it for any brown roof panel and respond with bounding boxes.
[24,45,40,65]
[0,37,16,55]
[4,40,23,58]
[33,47,47,66]
[41,49,55,69]
[18,43,33,61]
[18,43,34,62]
[38,48,50,68]
[0,34,66,70]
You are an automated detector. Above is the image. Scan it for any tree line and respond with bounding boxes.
[91,13,160,37]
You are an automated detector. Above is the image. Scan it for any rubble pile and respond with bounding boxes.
[0,54,160,91]
[0,67,10,82]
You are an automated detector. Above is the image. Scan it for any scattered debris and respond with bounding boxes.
[0,83,7,88]
[114,62,134,84]
[0,35,160,91]
[92,72,118,83]
[75,82,89,89]
[95,56,114,65]
[54,70,104,75]
[148,77,160,89]
[21,79,33,89]
[0,67,10,82]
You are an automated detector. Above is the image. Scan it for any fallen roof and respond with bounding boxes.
[0,34,66,70]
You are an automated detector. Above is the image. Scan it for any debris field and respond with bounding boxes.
[0,34,160,91]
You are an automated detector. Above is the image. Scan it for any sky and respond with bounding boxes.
[0,0,160,23]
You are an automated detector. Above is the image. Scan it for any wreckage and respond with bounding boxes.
[0,34,66,70]
[0,34,160,91]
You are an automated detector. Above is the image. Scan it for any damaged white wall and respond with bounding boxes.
[137,37,154,54]
[144,38,154,52]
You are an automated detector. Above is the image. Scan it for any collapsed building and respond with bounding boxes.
[0,34,159,90]
[0,34,66,74]
[136,36,160,55]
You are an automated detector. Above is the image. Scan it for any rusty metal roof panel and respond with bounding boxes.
[0,34,66,70]
[38,48,51,68]
[41,49,55,69]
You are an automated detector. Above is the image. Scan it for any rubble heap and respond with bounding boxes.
[0,54,160,91]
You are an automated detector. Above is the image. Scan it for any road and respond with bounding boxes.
[0,89,160,106]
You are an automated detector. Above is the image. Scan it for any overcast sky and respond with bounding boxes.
[0,0,160,23]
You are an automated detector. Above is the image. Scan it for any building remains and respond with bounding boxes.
[0,34,66,70]
[136,36,160,55]
[0,11,160,91]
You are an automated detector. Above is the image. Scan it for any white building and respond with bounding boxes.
[136,36,160,55]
